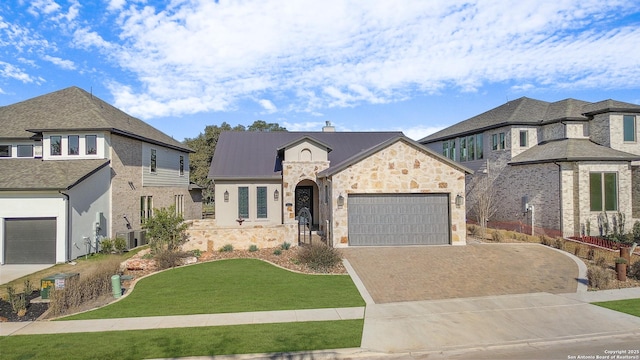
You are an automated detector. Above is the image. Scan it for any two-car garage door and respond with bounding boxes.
[348,194,450,246]
[4,218,56,264]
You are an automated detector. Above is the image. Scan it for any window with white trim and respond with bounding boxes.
[257,187,267,218]
[51,136,62,156]
[519,130,528,147]
[150,149,157,173]
[86,135,97,155]
[623,115,636,142]
[238,187,249,219]
[17,145,33,157]
[68,135,79,155]
[0,145,11,157]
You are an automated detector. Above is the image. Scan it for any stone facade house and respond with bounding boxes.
[198,125,470,250]
[0,86,202,264]
[420,97,640,238]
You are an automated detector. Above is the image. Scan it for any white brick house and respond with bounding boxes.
[0,87,202,264]
[420,97,640,238]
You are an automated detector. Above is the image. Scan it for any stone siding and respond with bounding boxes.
[633,166,640,219]
[589,114,611,147]
[328,141,467,247]
[183,219,296,252]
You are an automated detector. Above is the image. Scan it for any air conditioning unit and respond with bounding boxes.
[116,231,135,250]
[133,230,147,247]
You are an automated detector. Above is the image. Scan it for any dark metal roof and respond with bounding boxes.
[317,135,472,177]
[0,86,192,152]
[209,131,404,180]
[420,97,640,143]
[509,139,640,165]
[0,159,111,190]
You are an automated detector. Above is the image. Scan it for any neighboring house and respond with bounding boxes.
[420,97,640,238]
[206,124,470,248]
[0,86,202,264]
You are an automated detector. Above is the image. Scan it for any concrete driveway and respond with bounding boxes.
[341,243,582,303]
[0,264,54,285]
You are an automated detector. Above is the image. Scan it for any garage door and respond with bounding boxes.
[348,194,450,246]
[4,218,56,264]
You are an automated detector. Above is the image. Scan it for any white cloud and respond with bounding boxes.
[258,99,277,114]
[42,55,75,70]
[5,0,640,120]
[402,125,446,141]
[281,121,325,132]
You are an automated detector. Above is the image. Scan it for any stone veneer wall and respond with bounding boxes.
[182,219,296,252]
[328,141,467,247]
[633,166,640,219]
[575,162,634,236]
[281,160,330,226]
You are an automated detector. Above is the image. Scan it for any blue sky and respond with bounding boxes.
[1,1,639,141]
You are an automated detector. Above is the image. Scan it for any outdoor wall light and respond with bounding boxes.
[274,189,279,201]
[455,194,464,207]
[337,194,344,208]
[224,190,229,202]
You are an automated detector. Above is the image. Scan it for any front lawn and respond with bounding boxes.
[0,320,364,360]
[63,258,364,320]
[593,298,640,317]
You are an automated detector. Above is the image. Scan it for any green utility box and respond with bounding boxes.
[40,273,79,299]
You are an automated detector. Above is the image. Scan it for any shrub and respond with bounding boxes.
[191,249,202,258]
[297,243,342,273]
[248,244,259,252]
[468,225,479,236]
[587,247,595,261]
[114,236,127,253]
[539,235,550,246]
[6,286,27,317]
[49,257,120,317]
[553,238,565,250]
[220,244,234,252]
[492,231,504,242]
[628,261,640,280]
[595,257,607,268]
[573,245,582,257]
[143,205,189,253]
[587,267,610,289]
[614,257,628,264]
[23,279,33,297]
[155,250,193,270]
[100,238,114,254]
[273,249,282,256]
[633,221,640,242]
[281,242,291,250]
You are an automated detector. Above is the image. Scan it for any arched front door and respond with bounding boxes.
[295,186,313,225]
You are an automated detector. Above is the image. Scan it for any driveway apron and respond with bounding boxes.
[341,243,579,303]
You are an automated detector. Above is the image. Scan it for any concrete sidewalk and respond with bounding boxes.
[0,307,365,336]
[361,288,640,353]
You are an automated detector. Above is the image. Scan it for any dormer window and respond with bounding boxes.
[68,135,79,155]
[0,145,10,157]
[86,135,97,155]
[17,145,33,157]
[519,131,528,147]
[624,115,636,142]
[50,136,62,156]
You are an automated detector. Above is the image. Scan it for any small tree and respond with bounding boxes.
[467,172,498,239]
[143,205,189,252]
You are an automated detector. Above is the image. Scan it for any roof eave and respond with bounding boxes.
[210,175,282,181]
[582,107,640,116]
[510,157,640,166]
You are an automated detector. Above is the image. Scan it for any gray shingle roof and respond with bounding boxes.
[420,97,640,143]
[0,159,110,190]
[0,86,191,152]
[209,131,404,180]
[509,139,640,165]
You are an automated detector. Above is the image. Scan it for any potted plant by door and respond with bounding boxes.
[615,257,628,281]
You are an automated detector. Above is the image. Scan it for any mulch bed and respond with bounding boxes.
[0,290,48,322]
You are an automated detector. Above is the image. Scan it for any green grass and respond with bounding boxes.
[63,258,364,320]
[593,298,640,317]
[0,320,363,360]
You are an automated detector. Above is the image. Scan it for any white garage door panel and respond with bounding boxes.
[4,218,56,264]
[348,194,450,246]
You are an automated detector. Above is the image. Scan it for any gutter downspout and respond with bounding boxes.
[554,162,563,238]
[59,190,71,262]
